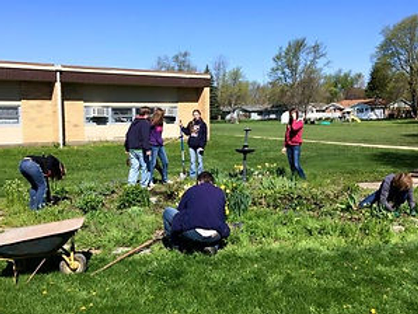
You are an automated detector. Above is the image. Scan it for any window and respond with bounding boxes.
[0,106,20,124]
[84,104,179,125]
[85,107,110,125]
[111,108,134,123]
[163,106,178,124]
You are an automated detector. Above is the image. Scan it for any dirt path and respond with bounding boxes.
[235,135,418,151]
[358,178,418,190]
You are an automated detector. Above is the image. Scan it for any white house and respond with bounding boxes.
[350,103,385,120]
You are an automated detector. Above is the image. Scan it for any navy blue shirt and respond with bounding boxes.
[172,183,230,238]
[181,119,207,149]
[124,118,151,152]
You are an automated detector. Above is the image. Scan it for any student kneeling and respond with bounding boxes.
[163,171,230,254]
[359,172,416,216]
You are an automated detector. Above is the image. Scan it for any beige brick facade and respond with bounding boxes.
[0,62,210,146]
[21,82,58,144]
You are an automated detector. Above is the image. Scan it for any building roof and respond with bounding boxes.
[337,99,376,108]
[0,60,211,88]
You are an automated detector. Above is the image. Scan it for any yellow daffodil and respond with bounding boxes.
[370,309,377,314]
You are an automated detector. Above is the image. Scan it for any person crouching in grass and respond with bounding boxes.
[359,172,416,216]
[162,171,230,255]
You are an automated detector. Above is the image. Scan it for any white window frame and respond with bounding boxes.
[84,106,110,125]
[0,101,21,126]
[84,103,179,125]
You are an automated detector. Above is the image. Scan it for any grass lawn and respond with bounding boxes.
[1,120,418,314]
[213,119,418,147]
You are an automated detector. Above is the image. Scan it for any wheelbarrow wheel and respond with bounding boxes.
[59,253,87,274]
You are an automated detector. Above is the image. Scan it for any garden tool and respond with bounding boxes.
[179,126,187,180]
[91,230,164,276]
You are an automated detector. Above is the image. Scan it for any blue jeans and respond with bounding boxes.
[359,191,408,209]
[19,159,47,210]
[128,149,150,187]
[359,191,378,208]
[163,207,221,244]
[286,145,306,179]
[150,145,169,183]
[189,148,204,178]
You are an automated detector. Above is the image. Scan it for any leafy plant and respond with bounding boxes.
[116,185,150,209]
[75,192,104,213]
[220,180,251,216]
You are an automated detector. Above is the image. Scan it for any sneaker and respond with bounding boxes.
[202,246,218,256]
[148,182,155,190]
[164,180,174,184]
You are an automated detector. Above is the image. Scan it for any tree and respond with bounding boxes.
[269,38,327,111]
[323,70,365,102]
[204,65,221,121]
[248,81,270,106]
[366,58,393,99]
[218,67,250,120]
[154,51,197,72]
[212,55,228,88]
[377,14,418,114]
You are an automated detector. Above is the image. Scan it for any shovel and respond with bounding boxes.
[179,126,187,180]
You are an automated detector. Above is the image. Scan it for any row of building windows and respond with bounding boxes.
[84,106,178,125]
[0,105,178,125]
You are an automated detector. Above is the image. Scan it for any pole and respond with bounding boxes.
[55,65,64,148]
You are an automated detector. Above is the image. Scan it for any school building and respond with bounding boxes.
[0,61,211,146]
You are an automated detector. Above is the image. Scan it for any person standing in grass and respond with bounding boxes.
[180,109,207,179]
[19,154,65,210]
[124,107,151,187]
[162,171,230,254]
[149,108,171,187]
[281,108,306,179]
[359,173,416,216]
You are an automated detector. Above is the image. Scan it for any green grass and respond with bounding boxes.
[213,119,418,147]
[1,120,418,313]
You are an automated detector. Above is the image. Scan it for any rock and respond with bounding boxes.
[392,225,405,233]
[150,197,158,204]
[112,247,132,254]
[139,248,152,255]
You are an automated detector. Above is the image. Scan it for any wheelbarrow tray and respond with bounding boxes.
[0,218,84,259]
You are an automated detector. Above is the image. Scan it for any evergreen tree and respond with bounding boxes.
[204,65,221,120]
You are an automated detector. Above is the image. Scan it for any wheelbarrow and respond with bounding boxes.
[0,217,86,283]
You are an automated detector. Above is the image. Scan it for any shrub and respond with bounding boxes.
[75,192,104,213]
[117,185,150,210]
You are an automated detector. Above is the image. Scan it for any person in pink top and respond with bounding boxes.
[281,108,306,179]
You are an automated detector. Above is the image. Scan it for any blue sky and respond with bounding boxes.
[0,0,417,82]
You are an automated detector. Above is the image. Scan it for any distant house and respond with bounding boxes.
[339,99,386,120]
[387,99,413,119]
[224,105,281,121]
[306,103,344,122]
